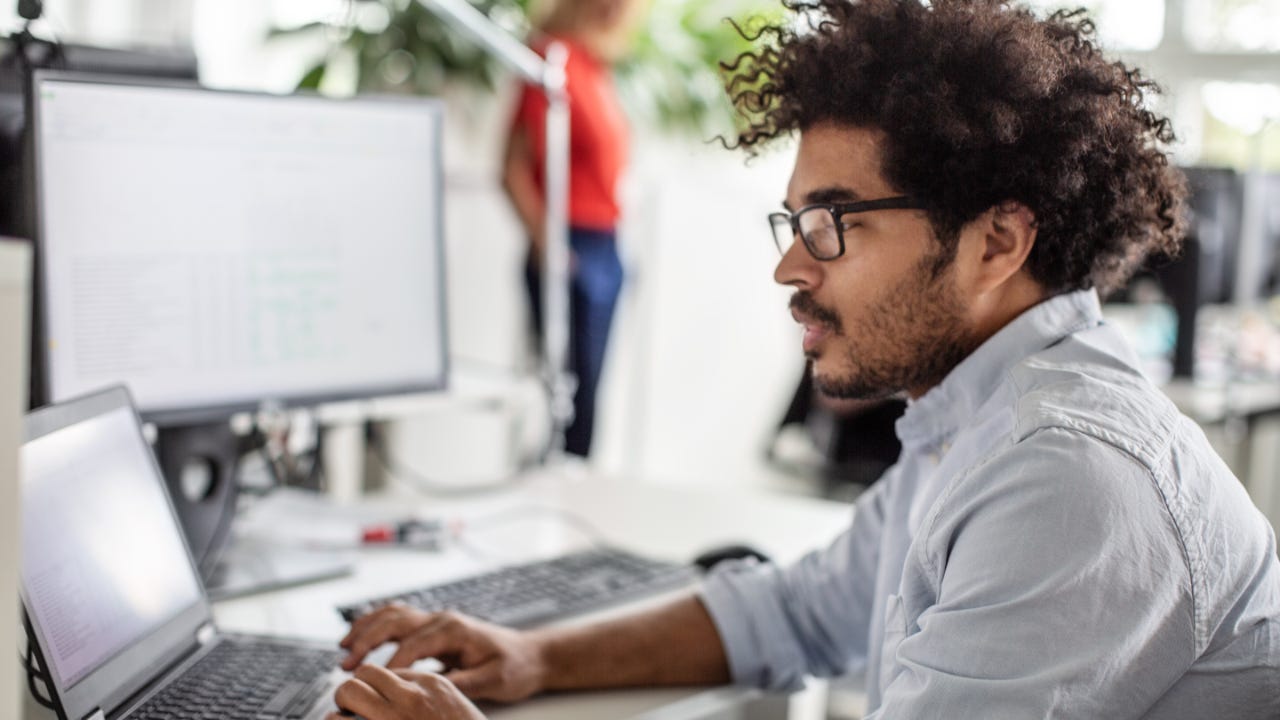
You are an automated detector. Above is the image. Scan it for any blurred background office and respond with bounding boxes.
[3,0,1279,520]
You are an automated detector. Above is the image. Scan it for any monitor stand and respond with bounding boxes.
[203,535,353,601]
[154,423,353,599]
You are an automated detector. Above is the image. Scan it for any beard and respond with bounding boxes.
[794,252,978,401]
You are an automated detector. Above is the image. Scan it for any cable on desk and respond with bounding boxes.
[449,355,533,381]
[461,503,607,540]
[448,355,565,468]
[365,422,528,498]
[449,503,610,564]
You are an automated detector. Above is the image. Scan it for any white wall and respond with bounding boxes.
[595,136,804,485]
[1,241,32,720]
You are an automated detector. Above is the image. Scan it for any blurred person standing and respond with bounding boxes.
[503,0,647,457]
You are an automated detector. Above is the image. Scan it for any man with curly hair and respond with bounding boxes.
[329,2,1280,718]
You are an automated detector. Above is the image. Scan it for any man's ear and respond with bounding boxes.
[974,200,1037,292]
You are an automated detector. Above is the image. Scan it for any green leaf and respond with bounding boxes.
[269,0,781,133]
[297,61,327,91]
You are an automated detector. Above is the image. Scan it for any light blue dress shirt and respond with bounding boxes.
[701,289,1280,718]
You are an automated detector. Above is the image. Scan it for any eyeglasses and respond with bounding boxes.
[768,196,925,261]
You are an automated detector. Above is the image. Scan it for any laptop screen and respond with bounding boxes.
[21,402,203,689]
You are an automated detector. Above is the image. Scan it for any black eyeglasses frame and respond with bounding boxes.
[768,196,925,261]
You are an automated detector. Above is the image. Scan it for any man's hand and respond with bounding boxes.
[326,664,486,720]
[340,605,546,703]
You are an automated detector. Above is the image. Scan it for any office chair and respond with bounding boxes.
[769,370,905,500]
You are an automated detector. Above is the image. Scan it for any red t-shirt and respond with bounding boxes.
[512,36,629,230]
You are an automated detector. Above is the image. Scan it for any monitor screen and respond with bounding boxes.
[32,73,448,424]
[20,401,204,688]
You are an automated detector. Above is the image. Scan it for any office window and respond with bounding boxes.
[193,0,349,92]
[1022,0,1165,51]
[1,0,190,46]
[1198,82,1280,170]
[1185,0,1280,52]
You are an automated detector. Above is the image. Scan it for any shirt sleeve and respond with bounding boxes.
[511,81,545,141]
[698,467,894,690]
[870,427,1196,719]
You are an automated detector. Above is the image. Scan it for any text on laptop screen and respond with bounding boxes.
[20,405,202,688]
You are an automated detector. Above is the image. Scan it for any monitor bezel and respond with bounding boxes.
[30,70,451,427]
[19,385,214,720]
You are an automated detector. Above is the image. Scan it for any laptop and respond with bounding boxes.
[19,385,348,720]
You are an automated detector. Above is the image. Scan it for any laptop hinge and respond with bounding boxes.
[83,710,106,720]
[196,623,216,646]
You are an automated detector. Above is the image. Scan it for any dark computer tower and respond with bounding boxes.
[1120,166,1245,378]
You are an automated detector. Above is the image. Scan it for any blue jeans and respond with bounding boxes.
[525,227,623,457]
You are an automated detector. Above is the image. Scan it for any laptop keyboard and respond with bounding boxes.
[126,638,342,720]
[338,546,698,627]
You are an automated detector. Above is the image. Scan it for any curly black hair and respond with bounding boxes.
[721,0,1188,295]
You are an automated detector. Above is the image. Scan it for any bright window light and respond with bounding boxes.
[1021,0,1165,51]
[1203,81,1280,135]
[1186,0,1280,52]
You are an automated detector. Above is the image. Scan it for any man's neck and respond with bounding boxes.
[905,280,1051,400]
[972,282,1052,350]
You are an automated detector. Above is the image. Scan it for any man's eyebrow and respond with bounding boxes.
[782,186,865,212]
[803,186,864,205]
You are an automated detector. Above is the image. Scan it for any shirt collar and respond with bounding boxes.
[895,288,1104,453]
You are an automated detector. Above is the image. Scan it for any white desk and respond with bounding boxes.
[26,469,852,720]
[1161,379,1280,538]
[1160,378,1280,426]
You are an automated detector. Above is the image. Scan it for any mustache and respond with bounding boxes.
[789,292,842,334]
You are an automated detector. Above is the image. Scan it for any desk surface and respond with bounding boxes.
[219,469,852,719]
[1162,378,1280,425]
[27,469,852,720]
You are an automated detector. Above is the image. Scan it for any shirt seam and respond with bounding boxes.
[1021,423,1201,656]
[916,438,1010,583]
[917,421,1198,659]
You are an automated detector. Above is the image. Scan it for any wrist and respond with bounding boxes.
[526,628,562,692]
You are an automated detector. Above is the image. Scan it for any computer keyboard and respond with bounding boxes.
[126,638,341,720]
[337,546,699,627]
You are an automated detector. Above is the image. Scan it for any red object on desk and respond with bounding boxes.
[361,525,396,544]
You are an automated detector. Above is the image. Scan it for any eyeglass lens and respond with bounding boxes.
[771,207,841,259]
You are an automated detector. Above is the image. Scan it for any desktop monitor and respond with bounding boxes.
[29,71,448,589]
[31,72,448,422]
